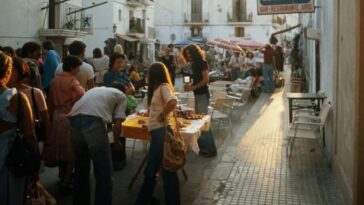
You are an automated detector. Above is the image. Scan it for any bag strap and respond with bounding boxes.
[31,87,40,120]
[16,92,24,134]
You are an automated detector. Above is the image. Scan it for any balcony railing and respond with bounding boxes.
[227,11,253,23]
[127,0,152,7]
[129,18,145,34]
[184,12,209,24]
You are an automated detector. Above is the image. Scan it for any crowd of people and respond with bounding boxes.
[0,38,219,205]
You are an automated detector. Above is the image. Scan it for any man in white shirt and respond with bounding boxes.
[68,85,127,205]
[228,52,245,81]
[55,41,94,90]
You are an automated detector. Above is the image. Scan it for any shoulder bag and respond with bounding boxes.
[160,86,186,171]
[6,93,41,177]
[31,87,46,141]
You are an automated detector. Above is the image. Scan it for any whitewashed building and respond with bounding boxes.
[154,0,298,45]
[83,0,156,63]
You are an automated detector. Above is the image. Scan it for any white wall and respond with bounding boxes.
[154,0,296,45]
[0,0,44,47]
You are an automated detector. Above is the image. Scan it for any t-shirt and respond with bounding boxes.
[68,87,127,123]
[191,60,209,95]
[244,57,256,69]
[261,49,274,64]
[229,55,244,69]
[91,55,109,72]
[42,50,60,89]
[103,70,131,87]
[55,62,95,90]
[148,83,177,131]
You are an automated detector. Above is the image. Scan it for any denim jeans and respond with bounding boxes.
[231,68,241,81]
[135,127,180,205]
[194,93,217,153]
[262,64,275,92]
[69,115,113,205]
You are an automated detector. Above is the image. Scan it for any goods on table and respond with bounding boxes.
[136,112,149,117]
[176,110,204,120]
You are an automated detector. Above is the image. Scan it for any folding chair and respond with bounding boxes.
[286,102,331,168]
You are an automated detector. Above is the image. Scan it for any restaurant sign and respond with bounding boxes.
[257,0,315,15]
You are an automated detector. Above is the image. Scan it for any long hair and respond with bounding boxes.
[147,62,173,106]
[0,51,13,81]
[182,44,205,63]
[12,56,30,82]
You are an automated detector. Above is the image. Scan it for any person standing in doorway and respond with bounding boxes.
[182,44,217,157]
[259,44,275,93]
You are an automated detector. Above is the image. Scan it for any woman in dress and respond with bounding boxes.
[44,55,85,192]
[135,62,180,205]
[0,51,38,204]
[182,44,217,157]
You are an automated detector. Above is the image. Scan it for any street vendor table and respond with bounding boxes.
[122,113,211,189]
[286,93,326,123]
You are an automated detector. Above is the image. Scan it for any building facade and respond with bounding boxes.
[154,0,298,45]
[298,0,364,204]
[83,0,155,63]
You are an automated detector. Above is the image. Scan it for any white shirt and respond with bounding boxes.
[244,57,256,69]
[68,87,127,123]
[229,55,244,68]
[148,83,177,131]
[56,61,95,90]
[91,55,109,72]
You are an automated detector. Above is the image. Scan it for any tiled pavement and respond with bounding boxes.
[192,84,344,204]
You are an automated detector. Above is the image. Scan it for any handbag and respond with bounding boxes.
[31,87,46,141]
[6,93,41,177]
[160,86,186,171]
[25,180,57,205]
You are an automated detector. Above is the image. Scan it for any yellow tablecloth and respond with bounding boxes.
[121,114,211,154]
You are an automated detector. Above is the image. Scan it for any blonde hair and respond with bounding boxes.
[114,44,124,54]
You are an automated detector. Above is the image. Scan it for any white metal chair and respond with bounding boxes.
[226,88,251,107]
[210,98,234,136]
[286,101,331,167]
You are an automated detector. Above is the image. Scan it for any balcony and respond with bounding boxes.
[129,18,145,35]
[127,0,152,7]
[227,11,253,24]
[39,28,88,38]
[184,12,209,25]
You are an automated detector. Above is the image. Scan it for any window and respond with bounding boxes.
[233,0,247,22]
[191,0,202,22]
[235,27,245,37]
[118,9,122,22]
[190,26,202,38]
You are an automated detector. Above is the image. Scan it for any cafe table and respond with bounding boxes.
[121,113,211,189]
[286,92,326,123]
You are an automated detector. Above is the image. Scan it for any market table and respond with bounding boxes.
[122,113,211,189]
[286,93,326,123]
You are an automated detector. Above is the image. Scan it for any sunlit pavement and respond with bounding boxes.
[40,72,344,204]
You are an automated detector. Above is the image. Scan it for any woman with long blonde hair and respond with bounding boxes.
[135,62,180,205]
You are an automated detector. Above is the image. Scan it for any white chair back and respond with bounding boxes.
[319,102,331,124]
[240,88,251,103]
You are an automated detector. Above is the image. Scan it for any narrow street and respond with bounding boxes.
[39,71,344,205]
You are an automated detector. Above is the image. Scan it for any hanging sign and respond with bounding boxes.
[257,0,315,15]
